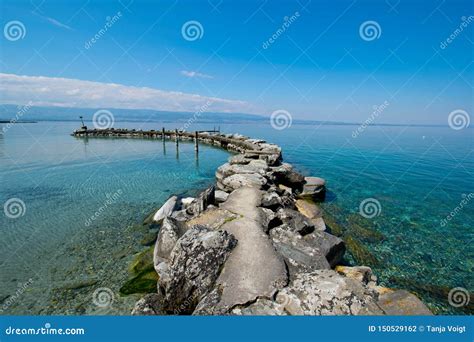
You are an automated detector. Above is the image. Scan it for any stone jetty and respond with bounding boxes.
[73,127,432,315]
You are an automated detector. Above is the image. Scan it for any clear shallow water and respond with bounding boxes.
[0,120,472,315]
[0,121,231,314]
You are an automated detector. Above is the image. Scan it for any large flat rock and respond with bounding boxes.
[213,187,288,310]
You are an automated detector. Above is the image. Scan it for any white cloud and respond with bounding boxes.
[0,73,259,114]
[180,70,214,79]
[32,12,73,31]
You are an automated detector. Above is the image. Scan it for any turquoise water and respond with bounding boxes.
[0,120,472,315]
[0,121,231,314]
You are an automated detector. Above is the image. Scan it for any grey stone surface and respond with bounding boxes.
[131,293,165,315]
[219,173,267,192]
[153,217,186,265]
[213,187,288,312]
[276,270,384,315]
[159,225,237,314]
[215,190,229,202]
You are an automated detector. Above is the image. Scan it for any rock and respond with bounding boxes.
[170,209,192,222]
[232,298,288,316]
[260,208,281,233]
[295,199,322,219]
[153,217,186,265]
[278,184,293,195]
[269,163,305,190]
[213,187,288,312]
[219,173,267,192]
[261,192,282,209]
[140,231,158,246]
[130,247,154,275]
[193,287,228,315]
[345,235,380,267]
[270,226,345,275]
[159,225,237,314]
[120,268,159,295]
[299,177,326,200]
[186,207,238,230]
[261,153,281,166]
[335,266,377,286]
[229,154,251,165]
[216,163,266,181]
[143,196,177,224]
[132,293,165,315]
[378,290,433,315]
[276,208,315,235]
[215,190,229,203]
[276,270,384,315]
[181,197,195,209]
[186,186,215,215]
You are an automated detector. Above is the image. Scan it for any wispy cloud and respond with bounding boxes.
[0,73,259,114]
[32,11,73,31]
[180,70,214,79]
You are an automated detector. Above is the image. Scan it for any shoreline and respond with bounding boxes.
[73,127,433,316]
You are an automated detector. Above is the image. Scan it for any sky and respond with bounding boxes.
[0,0,473,124]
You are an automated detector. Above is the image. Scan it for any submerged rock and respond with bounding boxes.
[159,225,237,314]
[378,290,433,315]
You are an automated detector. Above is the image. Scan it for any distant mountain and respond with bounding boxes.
[0,104,268,123]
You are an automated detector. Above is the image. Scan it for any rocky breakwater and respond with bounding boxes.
[126,133,432,316]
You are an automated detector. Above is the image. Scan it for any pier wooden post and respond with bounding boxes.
[194,131,199,152]
[162,127,165,141]
[175,129,179,146]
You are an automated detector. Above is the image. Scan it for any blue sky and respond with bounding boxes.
[0,0,472,124]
